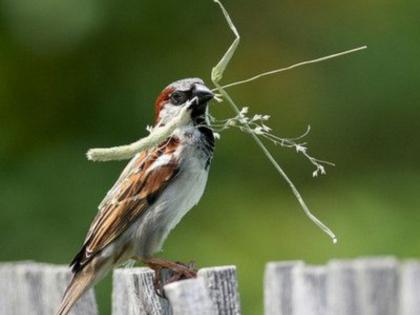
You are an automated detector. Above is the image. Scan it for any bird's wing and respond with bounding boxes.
[70,137,181,272]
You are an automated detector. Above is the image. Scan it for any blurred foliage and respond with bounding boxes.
[0,0,419,314]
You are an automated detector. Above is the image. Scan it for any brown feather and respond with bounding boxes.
[55,268,96,315]
[71,137,181,272]
[154,86,175,122]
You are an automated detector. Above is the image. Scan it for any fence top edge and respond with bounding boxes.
[198,265,237,273]
[294,265,327,275]
[113,265,239,277]
[0,260,40,266]
[354,256,399,268]
[327,260,359,269]
[0,261,34,268]
[0,261,72,272]
[164,277,206,291]
[400,260,420,272]
[401,260,420,268]
[266,261,305,269]
[113,267,152,275]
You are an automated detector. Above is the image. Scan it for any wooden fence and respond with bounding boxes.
[1,257,419,314]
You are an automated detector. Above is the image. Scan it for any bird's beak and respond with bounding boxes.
[192,84,214,104]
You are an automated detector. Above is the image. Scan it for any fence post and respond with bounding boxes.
[293,265,327,315]
[4,258,420,315]
[264,261,304,315]
[0,262,28,315]
[198,265,241,315]
[0,262,98,315]
[354,257,399,315]
[112,267,171,315]
[326,259,360,315]
[399,260,420,315]
[164,278,217,315]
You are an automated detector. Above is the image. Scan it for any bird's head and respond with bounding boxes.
[155,78,214,126]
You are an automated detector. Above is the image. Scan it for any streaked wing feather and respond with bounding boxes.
[97,151,146,210]
[71,138,180,272]
[85,164,178,257]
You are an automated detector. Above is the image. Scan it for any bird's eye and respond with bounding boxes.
[170,91,188,105]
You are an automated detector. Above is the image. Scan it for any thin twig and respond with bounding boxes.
[212,0,338,243]
[213,46,367,91]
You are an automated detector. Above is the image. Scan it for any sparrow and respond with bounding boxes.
[56,78,215,315]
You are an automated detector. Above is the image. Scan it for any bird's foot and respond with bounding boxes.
[137,257,198,298]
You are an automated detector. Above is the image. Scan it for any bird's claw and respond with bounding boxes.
[150,260,198,298]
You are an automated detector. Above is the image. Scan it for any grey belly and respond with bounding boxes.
[132,163,209,257]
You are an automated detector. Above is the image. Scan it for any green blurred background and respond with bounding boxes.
[0,0,419,313]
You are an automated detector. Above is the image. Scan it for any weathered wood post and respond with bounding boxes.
[4,257,420,314]
[164,278,217,315]
[112,265,241,315]
[264,261,304,315]
[399,260,420,315]
[112,267,171,315]
[0,262,98,315]
[354,257,399,315]
[198,266,241,315]
[326,259,360,315]
[293,265,327,315]
[0,262,28,315]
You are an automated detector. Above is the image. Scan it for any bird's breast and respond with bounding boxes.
[132,137,211,256]
[176,125,214,169]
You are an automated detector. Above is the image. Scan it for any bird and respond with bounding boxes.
[56,78,215,315]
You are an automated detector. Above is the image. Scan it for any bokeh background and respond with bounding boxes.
[0,0,419,313]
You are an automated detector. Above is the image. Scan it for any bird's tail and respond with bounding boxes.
[55,267,98,315]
